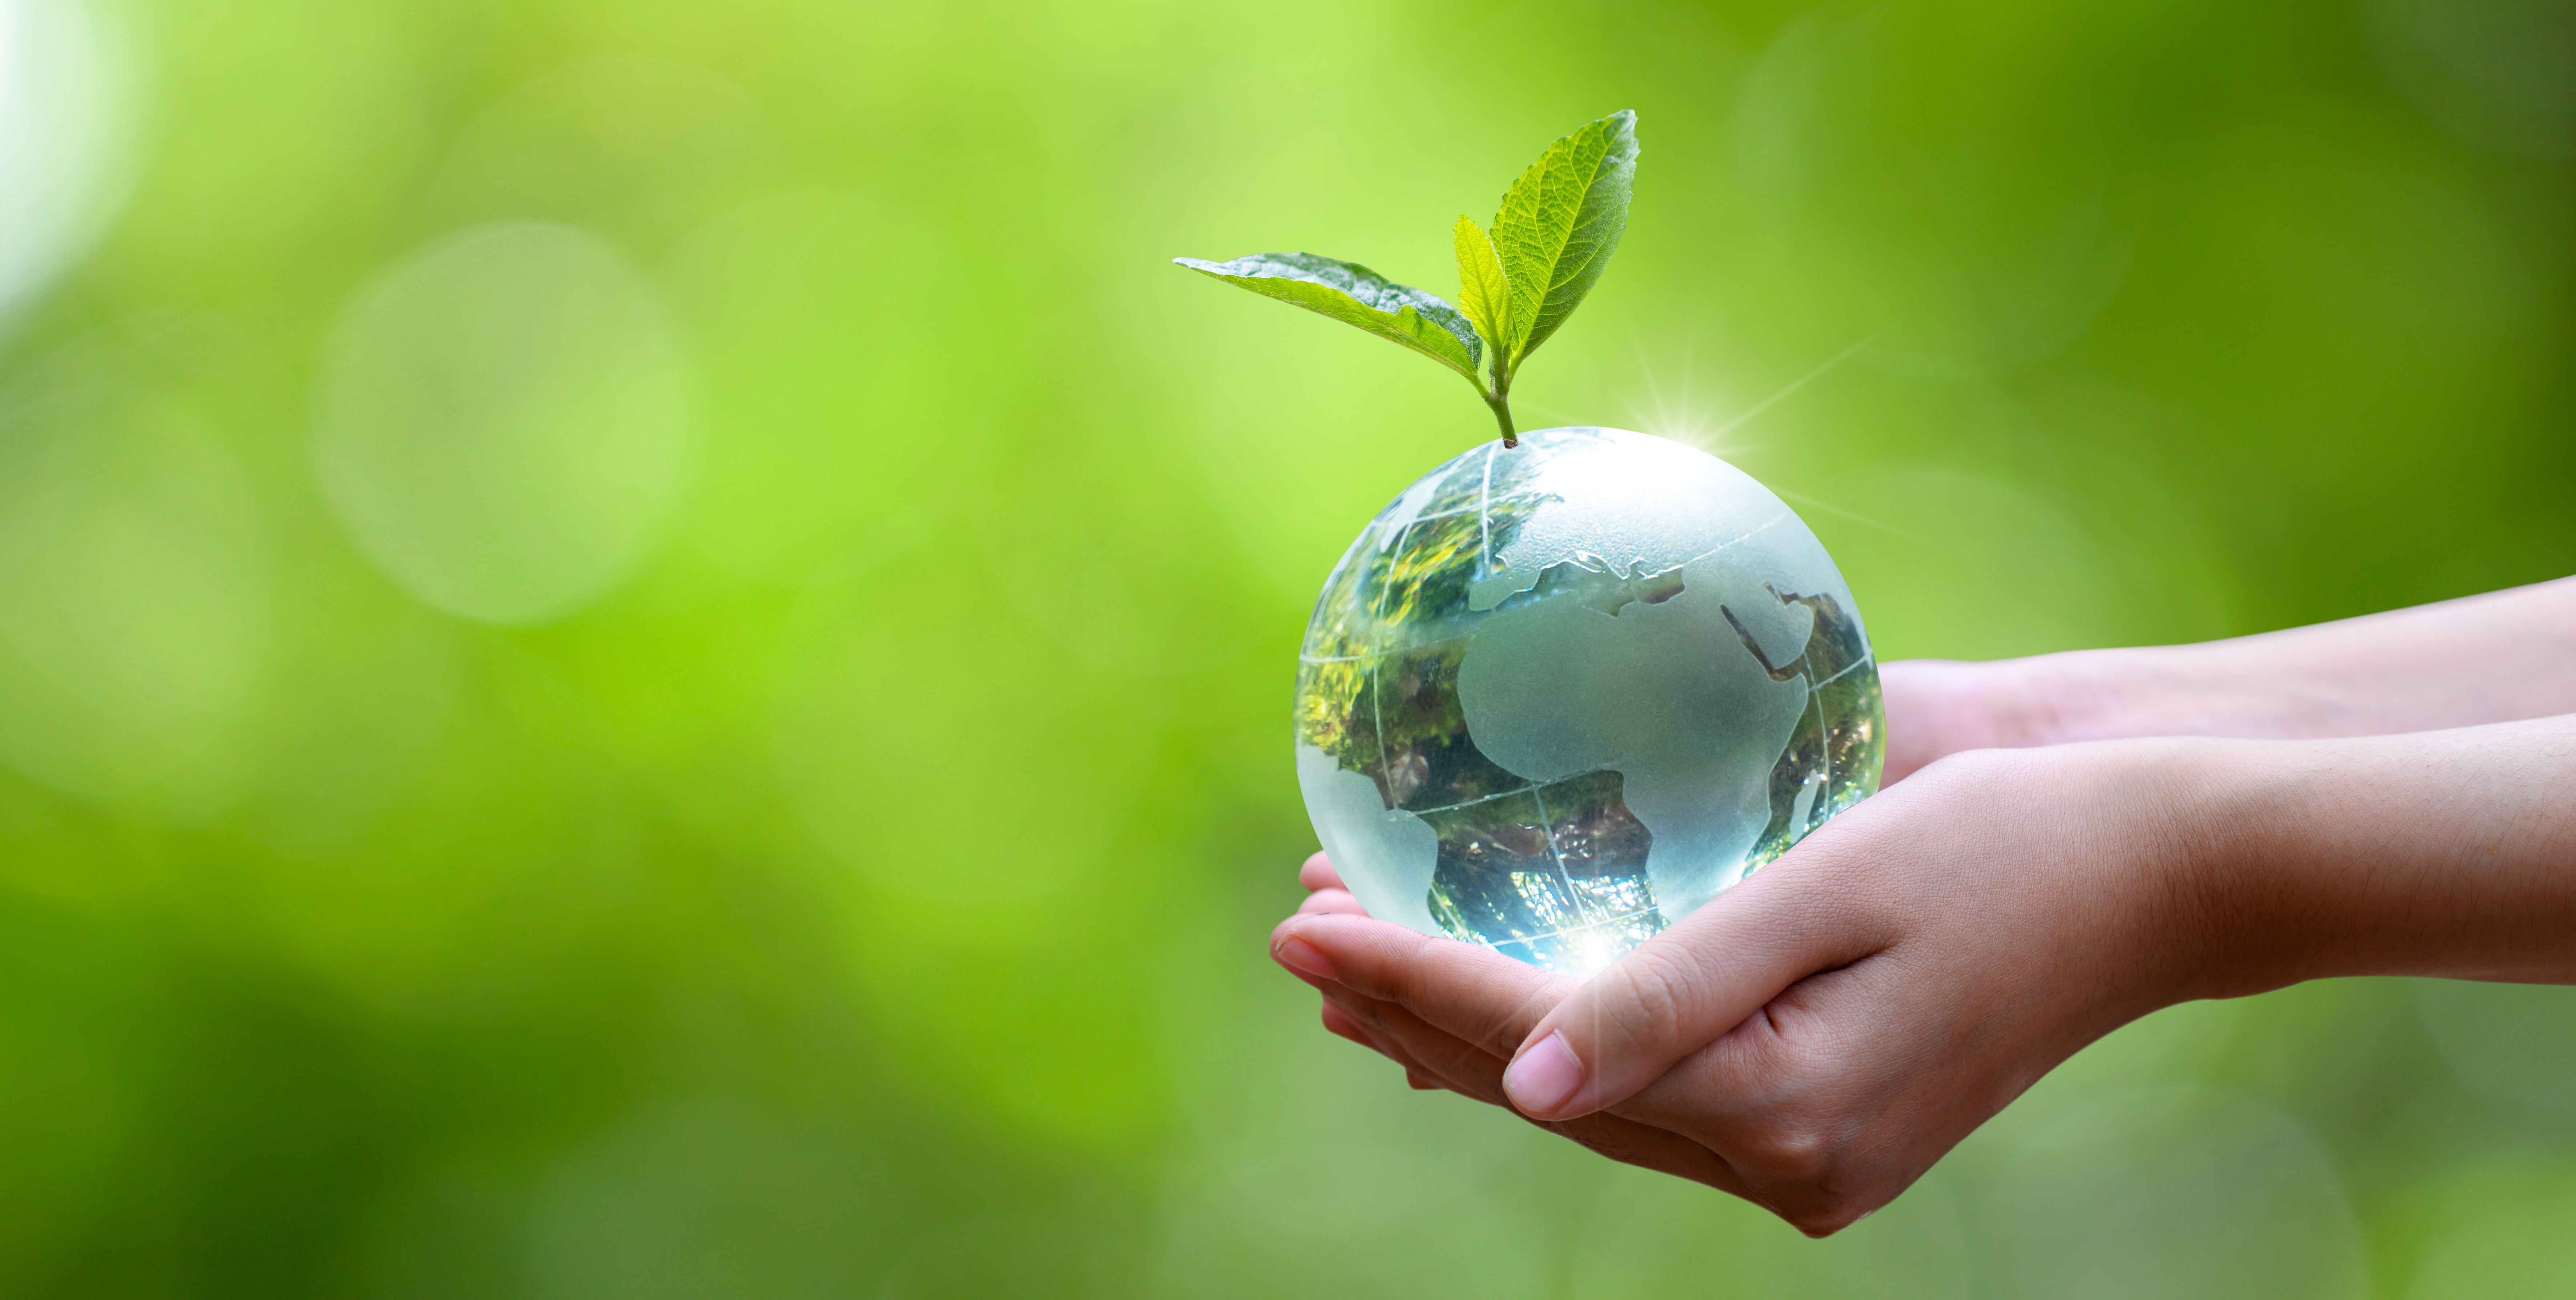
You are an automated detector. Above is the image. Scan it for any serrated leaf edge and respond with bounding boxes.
[1489,109,1638,372]
[1451,215,1513,364]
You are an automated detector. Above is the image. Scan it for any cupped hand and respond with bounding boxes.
[1280,853,1754,1187]
[1271,740,2220,1235]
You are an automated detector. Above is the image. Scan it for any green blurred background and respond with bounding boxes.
[0,0,2570,1293]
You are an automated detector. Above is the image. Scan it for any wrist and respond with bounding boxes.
[2123,737,2282,1004]
[2163,718,2576,990]
[2039,737,2282,1015]
[2129,734,2408,1002]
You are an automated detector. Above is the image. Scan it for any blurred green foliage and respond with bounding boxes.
[0,0,2568,1295]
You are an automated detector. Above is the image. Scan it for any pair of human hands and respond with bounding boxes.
[1269,579,2576,1233]
[1268,662,2222,1236]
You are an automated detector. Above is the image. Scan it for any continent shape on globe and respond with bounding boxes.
[1295,427,1884,976]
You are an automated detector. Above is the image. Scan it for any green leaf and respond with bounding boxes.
[1490,109,1638,369]
[1450,215,1511,365]
[1173,252,1483,384]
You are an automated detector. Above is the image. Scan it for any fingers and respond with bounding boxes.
[1296,921,1859,1219]
[1317,980,1757,1197]
[1876,659,2028,783]
[1293,854,1366,917]
[1878,660,1971,784]
[1269,888,1856,1210]
[1271,904,1786,1206]
[1319,989,1453,1091]
[1315,982,1513,1108]
[1316,999,1375,1049]
[1529,1111,1752,1198]
[1277,921,1499,1102]
[1296,888,1368,917]
[1616,960,1951,1237]
[1273,910,1558,1107]
[1298,852,1346,892]
[1500,836,1894,1122]
[1289,934,1485,1101]
[1273,913,1575,1060]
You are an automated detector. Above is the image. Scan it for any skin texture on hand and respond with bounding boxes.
[1272,577,2576,1235]
[1276,740,2220,1234]
[1884,575,2576,776]
[1277,718,2576,1234]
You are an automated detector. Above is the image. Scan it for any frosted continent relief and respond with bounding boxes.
[1294,427,1884,976]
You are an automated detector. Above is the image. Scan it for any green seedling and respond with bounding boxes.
[1176,110,1638,448]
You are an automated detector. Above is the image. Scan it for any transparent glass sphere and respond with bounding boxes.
[1294,427,1884,977]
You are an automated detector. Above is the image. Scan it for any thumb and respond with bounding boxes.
[1500,854,1888,1120]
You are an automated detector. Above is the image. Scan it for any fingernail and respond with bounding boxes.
[1272,935,1337,981]
[1503,1032,1584,1116]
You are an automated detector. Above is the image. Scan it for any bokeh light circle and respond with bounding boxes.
[0,0,140,323]
[312,221,694,624]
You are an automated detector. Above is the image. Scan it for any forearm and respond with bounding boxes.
[1283,712,2576,1225]
[1898,575,2576,757]
[2166,714,2576,998]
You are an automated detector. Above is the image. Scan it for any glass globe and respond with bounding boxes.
[1294,427,1884,977]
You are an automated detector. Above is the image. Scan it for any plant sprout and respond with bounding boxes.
[1176,111,1639,448]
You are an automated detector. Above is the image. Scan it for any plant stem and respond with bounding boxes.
[1486,350,1517,448]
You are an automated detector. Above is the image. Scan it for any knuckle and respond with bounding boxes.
[1746,1008,1837,1076]
[1776,1182,1886,1239]
[1484,979,1562,1055]
[1305,917,1412,1000]
[1607,947,1697,1049]
[1386,934,1460,1009]
[1738,1118,1840,1183]
[1474,1002,1534,1059]
[1731,1148,1875,1236]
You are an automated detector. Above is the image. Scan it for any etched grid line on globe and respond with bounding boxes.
[1294,428,1884,976]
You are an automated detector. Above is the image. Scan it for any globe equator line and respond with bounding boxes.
[1653,512,1796,580]
[1401,782,1535,813]
[1400,776,1574,816]
[1466,510,1795,613]
[1385,440,1797,610]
